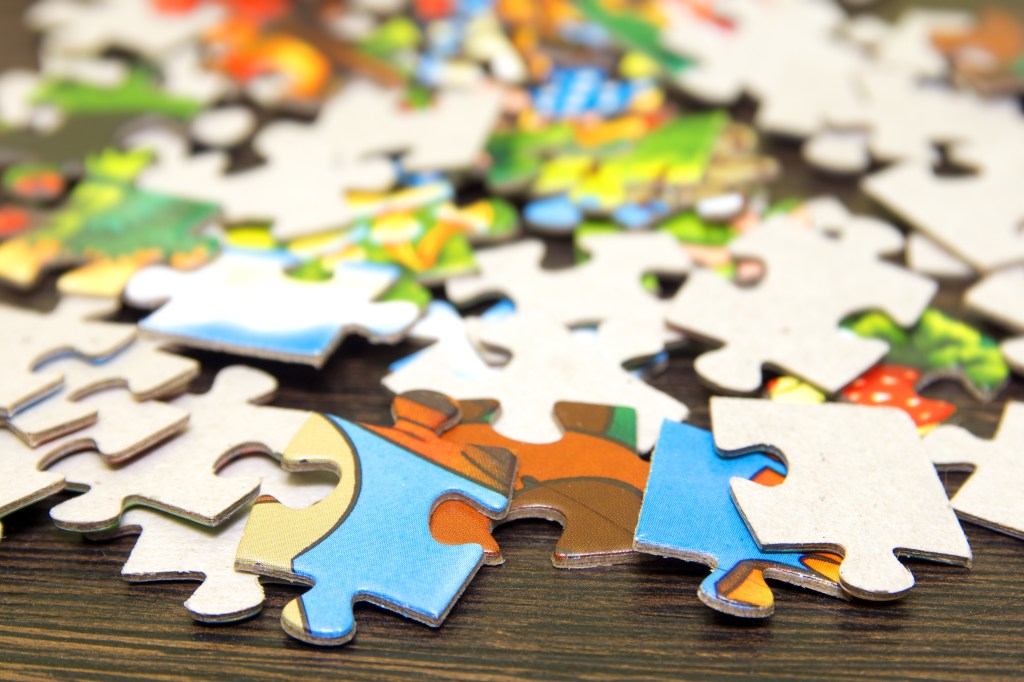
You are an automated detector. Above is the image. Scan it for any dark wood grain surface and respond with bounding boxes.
[1,1,1023,679]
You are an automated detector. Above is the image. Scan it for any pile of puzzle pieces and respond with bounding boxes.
[0,0,1022,648]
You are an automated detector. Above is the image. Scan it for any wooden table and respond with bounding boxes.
[1,1,1022,679]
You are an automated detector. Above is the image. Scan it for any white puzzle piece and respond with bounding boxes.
[667,217,936,394]
[6,339,197,446]
[906,234,975,281]
[104,455,336,623]
[48,366,311,532]
[125,252,421,366]
[926,401,1024,539]
[0,430,65,539]
[964,267,1024,373]
[383,311,687,451]
[800,196,905,256]
[446,232,690,360]
[712,398,972,600]
[0,297,136,418]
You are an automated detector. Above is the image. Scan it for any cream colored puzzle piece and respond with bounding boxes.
[107,455,336,623]
[0,297,136,418]
[926,401,1024,539]
[964,267,1024,373]
[0,430,64,539]
[48,366,310,531]
[712,398,971,600]
[667,217,936,394]
[384,311,686,451]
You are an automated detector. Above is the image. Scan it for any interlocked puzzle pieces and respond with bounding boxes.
[235,391,517,645]
[0,297,135,418]
[431,400,648,567]
[383,311,688,451]
[712,398,971,600]
[447,231,689,359]
[50,365,310,531]
[634,421,843,617]
[103,455,337,623]
[926,401,1024,539]
[964,267,1024,375]
[125,251,421,366]
[668,217,936,394]
[0,152,220,297]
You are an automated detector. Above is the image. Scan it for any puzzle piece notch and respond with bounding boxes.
[0,297,136,418]
[384,311,688,451]
[125,252,422,367]
[712,398,971,600]
[431,399,649,568]
[104,455,337,623]
[964,267,1024,374]
[926,401,1024,539]
[49,365,311,531]
[634,421,844,617]
[236,392,516,646]
[668,217,936,394]
[7,339,198,447]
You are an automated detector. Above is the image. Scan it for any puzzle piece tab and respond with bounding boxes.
[712,398,971,600]
[431,400,648,567]
[125,251,421,366]
[926,401,1024,539]
[236,391,516,645]
[634,421,843,617]
[668,217,936,393]
[964,267,1024,374]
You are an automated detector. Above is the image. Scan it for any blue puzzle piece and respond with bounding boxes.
[290,417,510,643]
[634,421,843,617]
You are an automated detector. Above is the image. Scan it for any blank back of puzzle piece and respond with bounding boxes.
[800,196,904,257]
[863,158,1024,273]
[712,398,971,600]
[125,252,421,366]
[906,234,975,281]
[926,401,1024,539]
[667,218,936,394]
[965,267,1024,373]
[7,339,197,446]
[48,365,310,531]
[0,297,136,418]
[634,421,844,618]
[0,430,64,539]
[236,392,516,646]
[27,0,225,64]
[103,455,337,623]
[447,232,690,359]
[384,311,688,451]
[431,400,649,568]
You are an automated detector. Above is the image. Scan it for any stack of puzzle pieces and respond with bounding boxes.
[0,0,1021,648]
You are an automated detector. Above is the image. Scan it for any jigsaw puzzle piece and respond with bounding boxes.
[6,339,197,446]
[906,234,975,281]
[844,308,1011,401]
[668,217,936,393]
[0,430,65,539]
[102,455,336,623]
[926,401,1024,539]
[236,391,516,645]
[0,297,136,418]
[841,365,956,433]
[48,366,310,531]
[125,252,421,366]
[712,398,971,600]
[634,421,844,617]
[432,400,648,567]
[965,267,1024,374]
[384,311,687,451]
